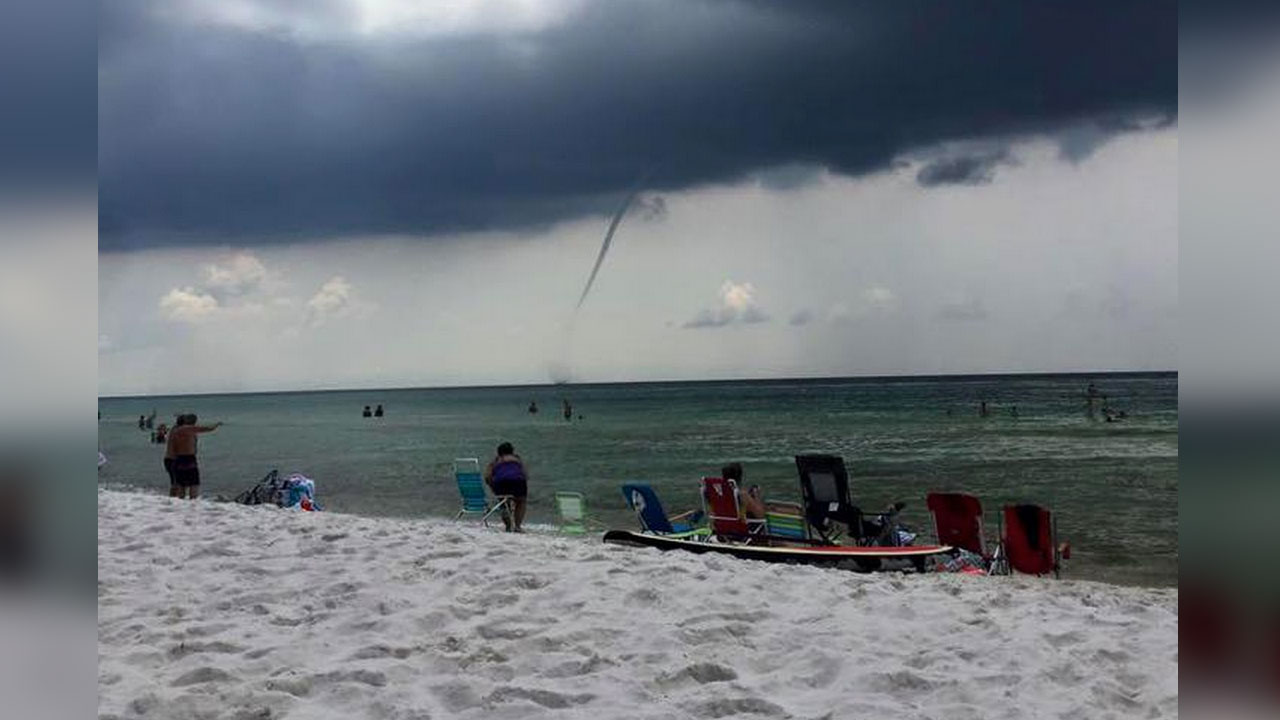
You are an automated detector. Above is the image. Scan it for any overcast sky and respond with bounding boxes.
[98,0,1178,395]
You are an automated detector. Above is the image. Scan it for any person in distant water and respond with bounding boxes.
[138,415,146,430]
[1085,382,1103,419]
[163,414,188,496]
[979,401,990,418]
[484,442,529,532]
[145,410,155,429]
[528,401,538,415]
[166,413,223,500]
[374,404,384,417]
[1010,405,1019,419]
[153,423,169,444]
[562,399,572,421]
[362,405,372,418]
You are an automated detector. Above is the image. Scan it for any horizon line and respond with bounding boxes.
[97,368,1176,401]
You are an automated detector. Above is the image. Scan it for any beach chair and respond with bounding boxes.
[700,476,767,543]
[620,483,707,538]
[997,503,1070,577]
[794,454,878,544]
[554,491,589,535]
[764,501,809,543]
[453,458,514,528]
[926,492,987,557]
[233,469,284,506]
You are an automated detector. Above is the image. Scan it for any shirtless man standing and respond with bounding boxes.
[165,413,223,499]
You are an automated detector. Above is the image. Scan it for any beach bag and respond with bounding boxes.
[281,473,320,511]
[937,548,988,574]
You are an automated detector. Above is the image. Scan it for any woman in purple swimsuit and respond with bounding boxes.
[484,442,529,532]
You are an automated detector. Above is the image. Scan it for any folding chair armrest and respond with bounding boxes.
[670,509,704,524]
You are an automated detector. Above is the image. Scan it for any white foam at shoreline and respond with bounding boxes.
[98,489,1177,719]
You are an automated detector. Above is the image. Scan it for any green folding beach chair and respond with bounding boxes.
[555,491,589,535]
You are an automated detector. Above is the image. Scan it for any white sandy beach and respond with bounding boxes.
[98,489,1177,719]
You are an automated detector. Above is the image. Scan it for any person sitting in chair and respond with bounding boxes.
[721,462,766,520]
[484,442,529,533]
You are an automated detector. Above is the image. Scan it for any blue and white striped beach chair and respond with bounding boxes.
[453,458,513,528]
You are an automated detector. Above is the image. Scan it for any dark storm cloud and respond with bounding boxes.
[0,0,96,187]
[788,308,815,327]
[683,306,769,329]
[1056,114,1175,163]
[915,150,1013,187]
[682,311,733,329]
[99,0,1176,250]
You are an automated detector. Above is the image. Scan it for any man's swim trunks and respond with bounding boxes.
[172,454,200,487]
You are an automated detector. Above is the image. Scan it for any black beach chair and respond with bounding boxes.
[794,454,888,545]
[233,469,284,506]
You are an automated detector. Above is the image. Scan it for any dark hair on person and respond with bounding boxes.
[185,413,197,425]
[497,442,514,456]
[721,462,743,481]
[174,414,187,427]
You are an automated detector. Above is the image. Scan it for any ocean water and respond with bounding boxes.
[97,373,1177,586]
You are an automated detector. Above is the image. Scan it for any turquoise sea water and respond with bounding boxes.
[97,373,1177,586]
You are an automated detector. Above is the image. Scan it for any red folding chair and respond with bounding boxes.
[999,503,1070,577]
[926,492,987,558]
[700,476,766,543]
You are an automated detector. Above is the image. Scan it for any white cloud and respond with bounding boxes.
[306,276,355,326]
[161,0,586,40]
[721,282,754,312]
[684,280,769,329]
[863,286,897,311]
[826,287,898,325]
[827,302,853,324]
[159,287,220,323]
[202,252,268,296]
[936,296,988,322]
[155,252,287,325]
